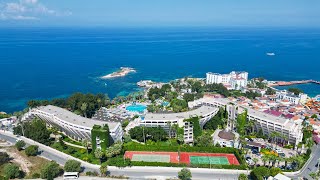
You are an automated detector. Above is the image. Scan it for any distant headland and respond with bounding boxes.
[101,67,136,79]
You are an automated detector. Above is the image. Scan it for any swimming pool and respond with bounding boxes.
[126,104,147,113]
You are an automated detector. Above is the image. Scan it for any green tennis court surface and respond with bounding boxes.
[132,154,170,163]
[190,156,230,165]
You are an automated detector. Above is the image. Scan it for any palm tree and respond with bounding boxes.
[247,120,255,134]
[262,155,269,166]
[166,121,172,138]
[82,139,91,155]
[94,148,104,164]
[270,131,280,149]
[81,102,88,117]
[270,155,278,167]
[97,98,102,108]
[277,156,283,167]
[293,156,304,170]
[252,158,259,168]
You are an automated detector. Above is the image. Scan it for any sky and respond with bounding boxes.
[0,0,320,27]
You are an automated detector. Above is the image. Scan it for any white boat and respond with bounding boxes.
[266,52,275,56]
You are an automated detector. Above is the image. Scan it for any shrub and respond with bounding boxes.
[86,171,99,176]
[3,164,21,179]
[270,167,282,177]
[0,152,10,165]
[64,160,81,172]
[15,140,26,151]
[250,167,270,180]
[25,145,38,156]
[31,173,40,179]
[100,163,108,177]
[40,161,61,180]
[178,168,192,180]
[238,173,248,180]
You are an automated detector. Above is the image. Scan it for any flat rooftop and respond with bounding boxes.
[201,98,297,128]
[144,105,218,121]
[36,105,119,130]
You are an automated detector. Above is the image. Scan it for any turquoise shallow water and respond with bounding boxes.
[0,27,320,113]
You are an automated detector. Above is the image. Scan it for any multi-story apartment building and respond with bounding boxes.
[23,105,123,143]
[189,97,303,145]
[140,106,219,143]
[276,90,308,105]
[206,71,249,90]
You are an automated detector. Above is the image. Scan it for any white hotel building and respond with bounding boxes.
[189,98,303,145]
[140,106,219,143]
[23,105,123,142]
[206,71,249,90]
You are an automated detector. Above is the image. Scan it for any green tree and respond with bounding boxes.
[129,126,168,142]
[238,173,248,180]
[178,168,192,180]
[15,140,26,151]
[270,167,282,177]
[266,88,276,95]
[25,145,38,156]
[195,131,213,147]
[288,88,303,95]
[250,167,270,180]
[64,160,81,172]
[82,139,91,155]
[204,108,226,130]
[94,148,104,164]
[100,163,108,177]
[236,110,247,136]
[252,158,259,168]
[170,99,188,112]
[0,152,10,165]
[183,93,195,102]
[13,119,51,145]
[80,102,88,118]
[40,161,61,180]
[3,164,21,179]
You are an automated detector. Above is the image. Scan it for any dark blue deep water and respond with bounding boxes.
[1,27,320,113]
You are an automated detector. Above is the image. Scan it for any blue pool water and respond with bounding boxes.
[126,104,147,112]
[162,101,170,106]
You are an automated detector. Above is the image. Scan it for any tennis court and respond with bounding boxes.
[190,156,230,165]
[124,151,179,163]
[180,152,240,165]
[132,154,170,163]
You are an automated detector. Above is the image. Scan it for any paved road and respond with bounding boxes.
[0,132,245,180]
[286,144,320,180]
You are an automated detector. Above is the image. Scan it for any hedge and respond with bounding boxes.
[124,144,179,152]
[130,161,247,170]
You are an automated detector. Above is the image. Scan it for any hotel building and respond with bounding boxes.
[189,97,303,145]
[206,71,249,90]
[22,105,123,143]
[140,106,219,143]
[276,90,308,105]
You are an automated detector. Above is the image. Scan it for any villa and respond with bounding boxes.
[22,105,123,144]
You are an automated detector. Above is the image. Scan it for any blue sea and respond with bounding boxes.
[1,27,320,113]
